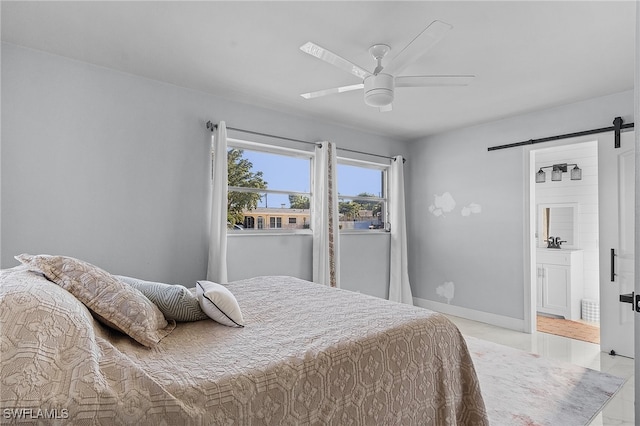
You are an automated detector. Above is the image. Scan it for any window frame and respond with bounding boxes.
[225,138,390,235]
[336,156,390,233]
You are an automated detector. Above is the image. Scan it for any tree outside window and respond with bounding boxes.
[227,148,267,225]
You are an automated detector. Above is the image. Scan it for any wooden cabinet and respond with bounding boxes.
[536,249,584,320]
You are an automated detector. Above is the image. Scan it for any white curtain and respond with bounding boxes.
[312,141,340,288]
[389,155,413,304]
[207,121,228,283]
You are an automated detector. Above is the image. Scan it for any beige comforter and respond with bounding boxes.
[1,266,487,425]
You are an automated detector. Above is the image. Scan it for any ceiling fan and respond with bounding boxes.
[299,20,474,112]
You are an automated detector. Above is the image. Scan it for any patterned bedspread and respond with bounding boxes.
[1,267,488,425]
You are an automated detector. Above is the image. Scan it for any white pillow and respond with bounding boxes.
[196,281,244,327]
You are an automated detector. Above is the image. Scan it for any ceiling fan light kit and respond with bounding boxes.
[364,73,394,107]
[299,20,474,111]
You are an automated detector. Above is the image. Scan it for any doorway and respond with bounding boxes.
[528,130,635,357]
[529,139,600,346]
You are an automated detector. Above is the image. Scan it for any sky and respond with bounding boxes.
[240,149,383,208]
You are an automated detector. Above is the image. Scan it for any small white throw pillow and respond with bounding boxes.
[196,281,244,327]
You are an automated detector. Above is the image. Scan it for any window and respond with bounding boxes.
[336,159,388,231]
[270,217,282,229]
[226,137,388,233]
[227,138,312,232]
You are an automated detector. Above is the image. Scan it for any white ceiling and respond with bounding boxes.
[1,1,636,141]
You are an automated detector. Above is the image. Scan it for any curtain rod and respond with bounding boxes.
[487,117,634,151]
[207,121,315,146]
[206,121,404,162]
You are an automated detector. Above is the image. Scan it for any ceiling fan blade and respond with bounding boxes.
[300,42,371,80]
[384,20,452,75]
[379,104,393,112]
[300,83,364,100]
[395,75,475,87]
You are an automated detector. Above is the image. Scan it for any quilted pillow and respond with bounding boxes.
[116,276,208,322]
[15,254,175,347]
[196,280,244,327]
[0,266,107,401]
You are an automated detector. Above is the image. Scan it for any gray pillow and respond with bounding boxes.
[116,276,208,322]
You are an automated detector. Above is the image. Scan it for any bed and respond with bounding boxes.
[1,256,488,425]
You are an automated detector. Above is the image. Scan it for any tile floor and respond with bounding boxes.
[445,315,635,426]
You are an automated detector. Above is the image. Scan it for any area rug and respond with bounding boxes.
[537,315,600,344]
[466,336,625,426]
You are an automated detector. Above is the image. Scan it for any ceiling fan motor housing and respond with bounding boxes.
[364,73,394,107]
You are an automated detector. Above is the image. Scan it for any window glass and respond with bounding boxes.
[336,162,387,230]
[337,164,384,198]
[226,140,387,233]
[227,143,312,231]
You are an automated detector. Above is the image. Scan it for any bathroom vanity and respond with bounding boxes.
[536,248,584,320]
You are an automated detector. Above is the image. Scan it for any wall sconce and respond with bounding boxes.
[536,163,581,183]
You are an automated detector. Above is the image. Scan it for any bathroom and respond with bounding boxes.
[533,140,600,331]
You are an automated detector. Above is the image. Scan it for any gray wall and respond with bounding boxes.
[227,233,390,299]
[1,43,404,295]
[406,90,634,322]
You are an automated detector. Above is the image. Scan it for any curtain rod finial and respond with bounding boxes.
[206,121,217,132]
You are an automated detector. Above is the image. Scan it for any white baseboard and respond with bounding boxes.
[413,297,526,332]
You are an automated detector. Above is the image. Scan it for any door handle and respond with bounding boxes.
[620,292,633,310]
[618,293,640,312]
[611,248,617,282]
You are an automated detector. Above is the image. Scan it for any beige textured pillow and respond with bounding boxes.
[15,254,175,347]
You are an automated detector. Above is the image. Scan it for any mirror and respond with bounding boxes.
[537,203,579,248]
